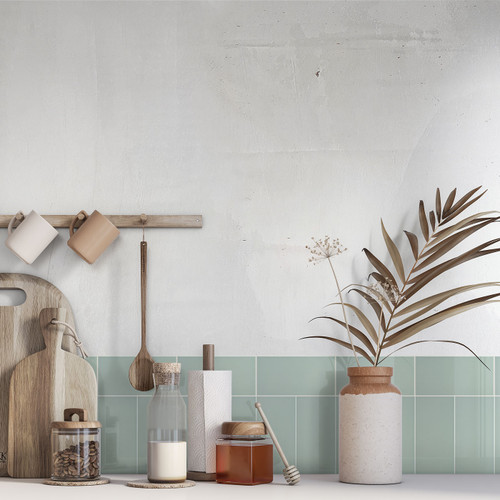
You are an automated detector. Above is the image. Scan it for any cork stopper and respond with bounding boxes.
[153,362,181,385]
[153,362,181,374]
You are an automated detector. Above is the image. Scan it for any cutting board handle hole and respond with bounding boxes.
[0,289,26,306]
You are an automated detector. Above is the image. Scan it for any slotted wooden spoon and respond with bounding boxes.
[129,240,154,391]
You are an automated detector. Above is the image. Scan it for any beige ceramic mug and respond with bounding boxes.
[67,210,120,264]
[5,210,58,264]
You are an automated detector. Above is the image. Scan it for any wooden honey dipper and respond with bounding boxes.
[255,402,301,485]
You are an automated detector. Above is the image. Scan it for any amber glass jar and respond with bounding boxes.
[216,421,273,485]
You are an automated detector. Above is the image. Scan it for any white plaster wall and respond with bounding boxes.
[0,1,499,356]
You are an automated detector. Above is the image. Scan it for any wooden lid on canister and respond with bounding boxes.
[51,408,101,429]
[221,421,266,436]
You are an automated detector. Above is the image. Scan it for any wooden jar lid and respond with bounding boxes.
[51,408,101,430]
[221,421,266,436]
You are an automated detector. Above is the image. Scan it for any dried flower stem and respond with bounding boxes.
[376,307,384,355]
[326,256,360,367]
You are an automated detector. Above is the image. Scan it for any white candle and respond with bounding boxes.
[148,441,187,482]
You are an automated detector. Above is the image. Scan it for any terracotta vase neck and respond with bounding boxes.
[347,366,393,385]
[341,366,400,396]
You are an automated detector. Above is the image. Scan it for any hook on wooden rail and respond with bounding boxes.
[0,214,203,229]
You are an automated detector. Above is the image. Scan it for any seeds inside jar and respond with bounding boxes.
[52,440,100,480]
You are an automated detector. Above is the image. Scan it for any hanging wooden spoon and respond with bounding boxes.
[129,240,154,391]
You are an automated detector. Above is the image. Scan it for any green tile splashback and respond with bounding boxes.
[417,357,493,395]
[259,397,296,473]
[258,357,335,395]
[402,397,415,474]
[94,356,500,474]
[98,396,137,473]
[297,396,336,473]
[455,397,494,473]
[416,397,454,473]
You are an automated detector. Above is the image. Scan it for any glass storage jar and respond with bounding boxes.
[147,362,187,483]
[216,421,273,485]
[50,408,101,481]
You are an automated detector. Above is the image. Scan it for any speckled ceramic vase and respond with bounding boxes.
[339,366,402,484]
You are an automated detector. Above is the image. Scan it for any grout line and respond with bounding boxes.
[96,393,492,398]
[136,397,139,474]
[294,396,298,465]
[413,394,494,398]
[413,357,417,474]
[99,393,340,398]
[494,358,496,474]
[453,396,456,475]
[255,356,258,396]
[334,356,337,395]
[255,356,258,420]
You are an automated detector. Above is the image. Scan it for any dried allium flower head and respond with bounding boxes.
[306,236,347,264]
[369,279,404,303]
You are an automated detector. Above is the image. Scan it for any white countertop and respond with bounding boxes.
[1,474,498,499]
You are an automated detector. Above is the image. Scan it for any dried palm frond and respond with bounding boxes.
[304,186,500,366]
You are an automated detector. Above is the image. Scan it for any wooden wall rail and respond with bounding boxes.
[0,214,203,229]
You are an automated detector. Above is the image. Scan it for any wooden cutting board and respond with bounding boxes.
[8,308,97,478]
[0,273,78,477]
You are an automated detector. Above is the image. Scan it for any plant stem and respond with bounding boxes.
[327,257,360,366]
[376,307,384,358]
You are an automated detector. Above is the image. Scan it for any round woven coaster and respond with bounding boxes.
[44,477,110,487]
[126,479,196,489]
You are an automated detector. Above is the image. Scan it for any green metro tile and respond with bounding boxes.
[215,357,255,396]
[336,356,414,395]
[494,358,500,395]
[259,397,296,473]
[138,396,149,473]
[495,399,500,473]
[98,357,138,396]
[403,397,415,474]
[86,356,98,378]
[258,357,334,395]
[297,397,336,474]
[232,396,257,421]
[456,397,493,473]
[416,397,454,473]
[416,357,493,396]
[334,396,339,473]
[98,396,137,473]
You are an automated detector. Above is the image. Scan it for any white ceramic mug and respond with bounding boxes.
[5,211,58,264]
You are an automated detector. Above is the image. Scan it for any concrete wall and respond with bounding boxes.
[0,1,499,356]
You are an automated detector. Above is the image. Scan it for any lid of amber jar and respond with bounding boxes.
[51,408,101,429]
[221,421,266,436]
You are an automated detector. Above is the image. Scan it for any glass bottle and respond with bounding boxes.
[147,362,187,483]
